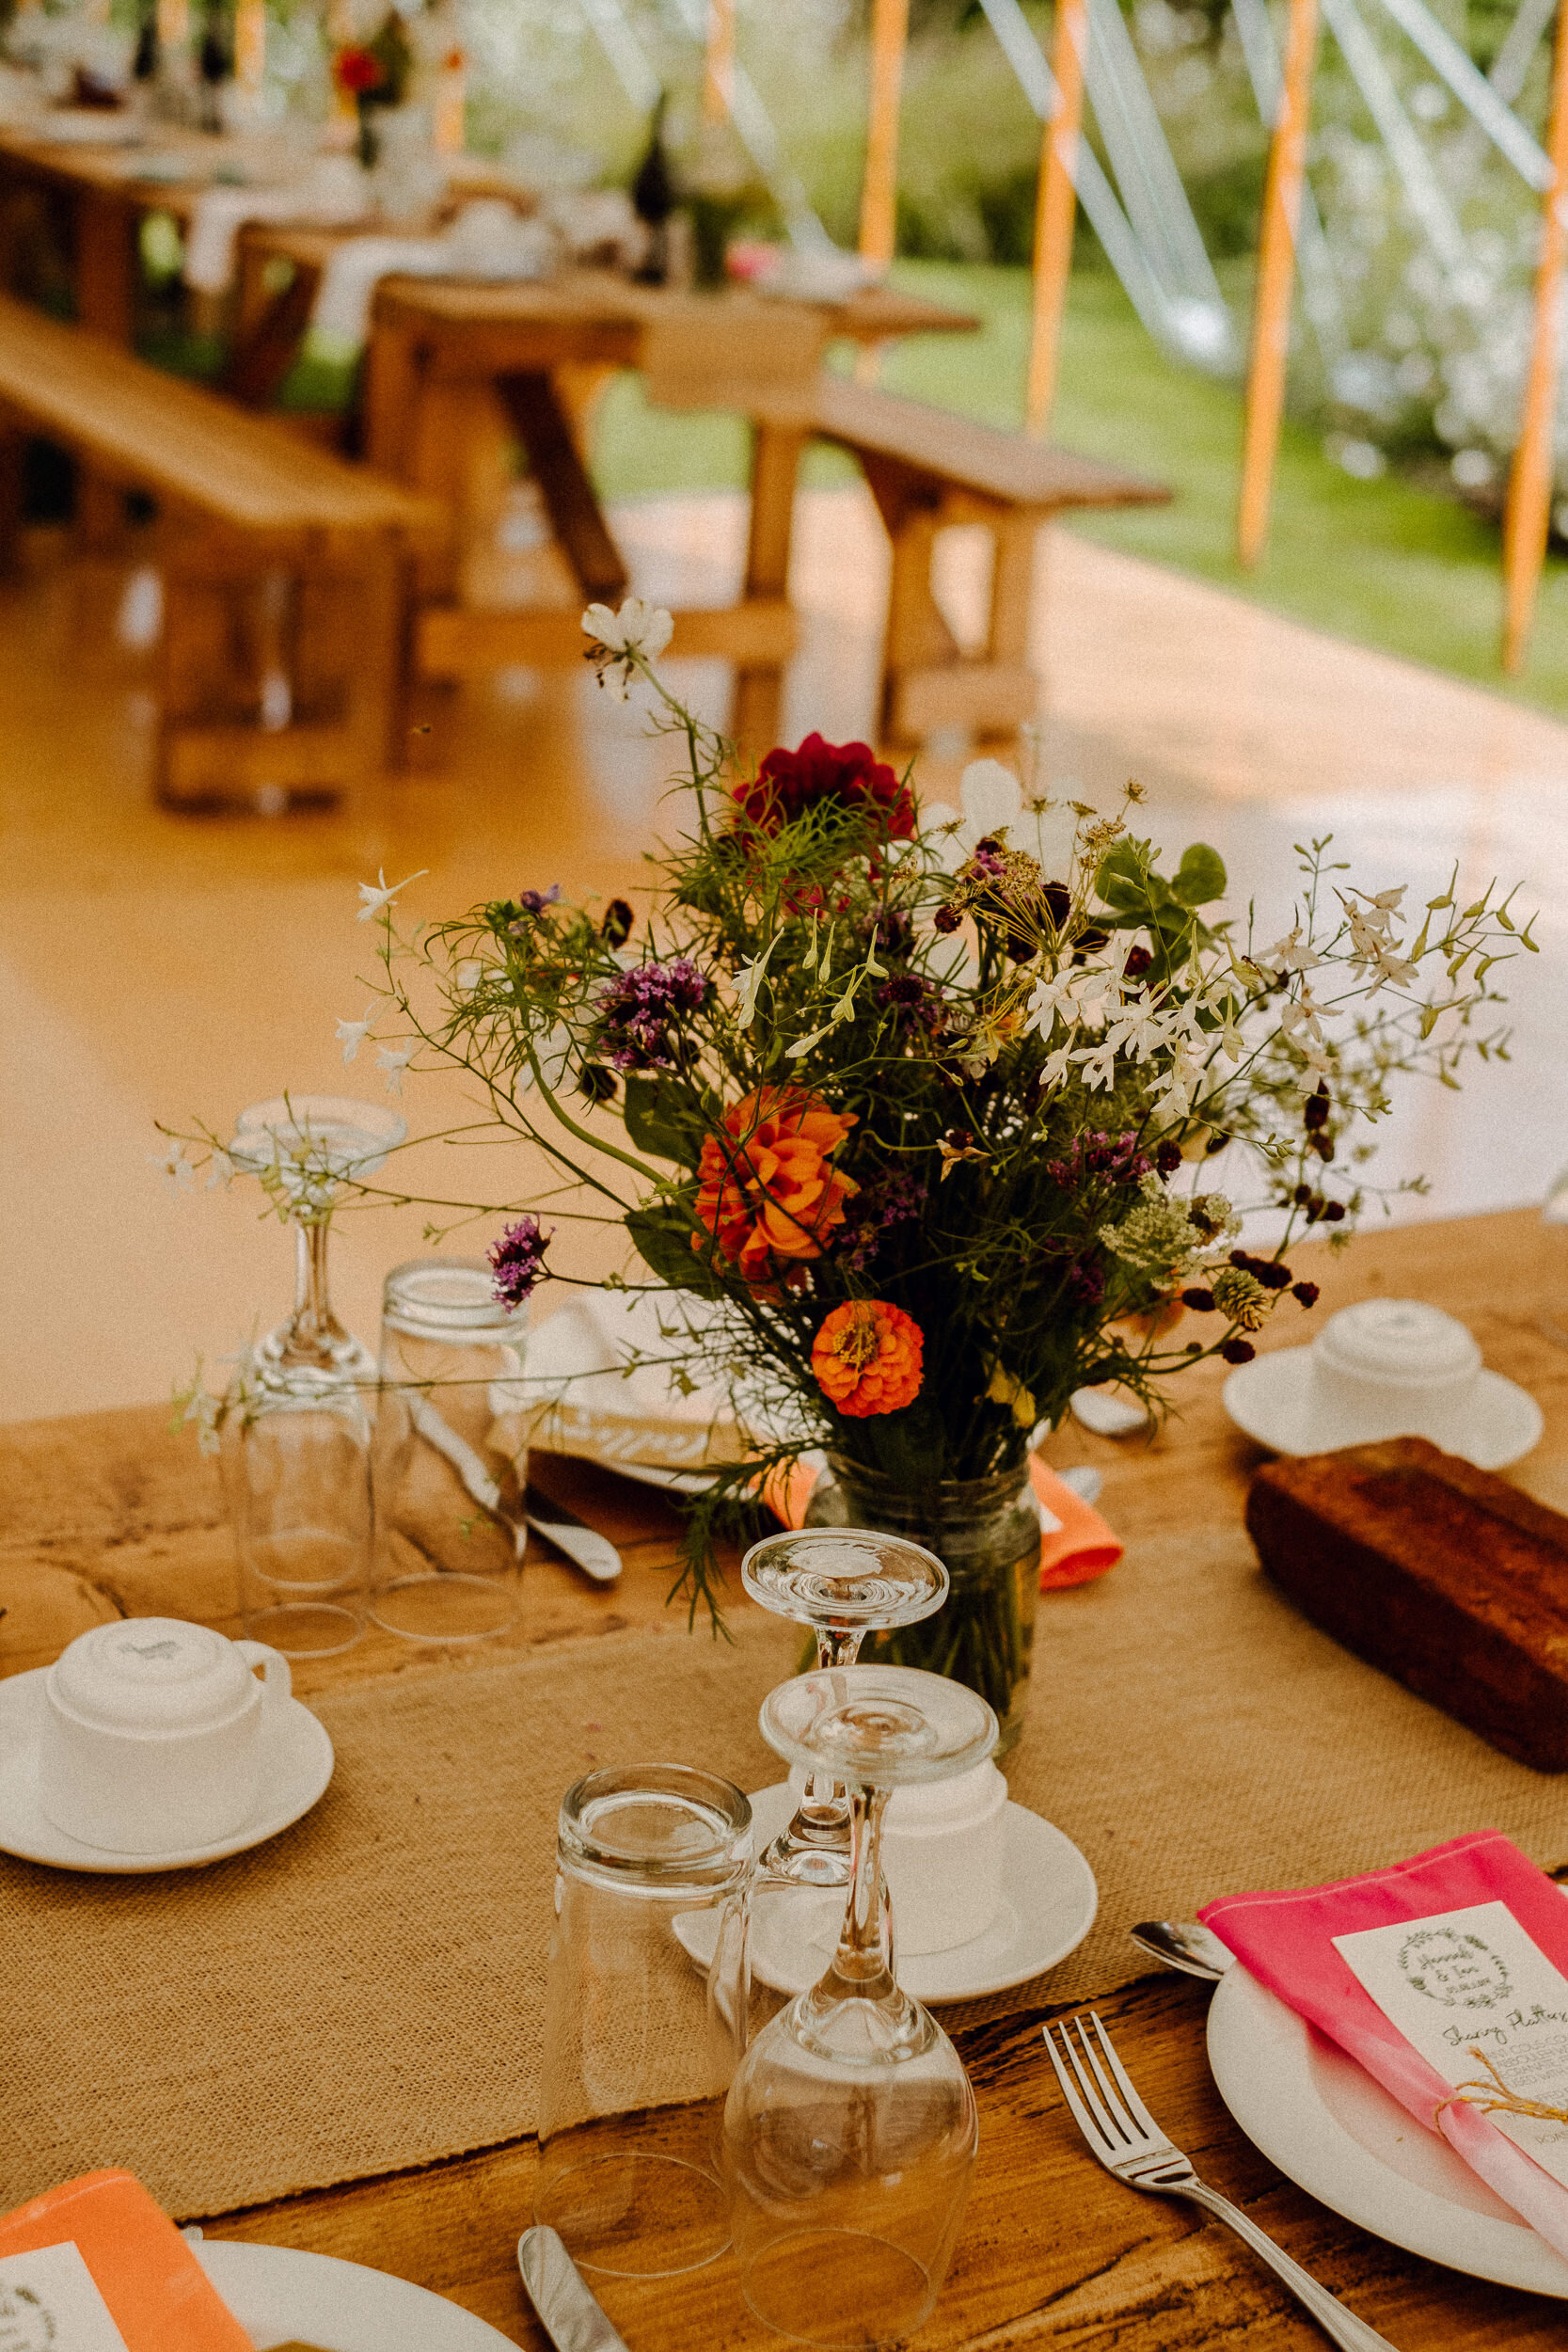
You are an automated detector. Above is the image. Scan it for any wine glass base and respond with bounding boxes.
[760,1837,851,1889]
[739,2229,934,2347]
[533,2150,730,2279]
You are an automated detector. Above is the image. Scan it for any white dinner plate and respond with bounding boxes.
[0,1668,334,1873]
[674,1783,1098,2003]
[1221,1345,1543,1470]
[1206,1959,1568,2296]
[191,2235,515,2349]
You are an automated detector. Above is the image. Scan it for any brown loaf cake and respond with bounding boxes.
[1246,1436,1568,1772]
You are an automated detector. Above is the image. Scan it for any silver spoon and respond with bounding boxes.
[1129,1918,1235,1982]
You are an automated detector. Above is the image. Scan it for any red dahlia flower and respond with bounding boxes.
[735,734,914,840]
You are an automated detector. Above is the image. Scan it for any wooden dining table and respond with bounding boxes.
[4,1202,1565,2346]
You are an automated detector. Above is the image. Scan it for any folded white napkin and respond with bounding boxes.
[302,204,556,363]
[183,159,370,295]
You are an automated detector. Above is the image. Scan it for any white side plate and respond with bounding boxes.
[0,1669,333,1873]
[192,2236,515,2350]
[674,1784,1098,2003]
[1206,1959,1568,2296]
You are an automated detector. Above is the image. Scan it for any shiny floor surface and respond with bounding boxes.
[4,485,1563,1421]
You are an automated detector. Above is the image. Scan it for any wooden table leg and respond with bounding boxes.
[220,261,322,411]
[734,418,806,756]
[73,187,138,547]
[494,369,627,604]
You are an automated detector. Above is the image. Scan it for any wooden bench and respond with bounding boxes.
[752,374,1172,747]
[0,294,447,809]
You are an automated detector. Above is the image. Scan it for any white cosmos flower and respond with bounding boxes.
[206,1148,234,1191]
[150,1140,196,1194]
[376,1044,414,1097]
[356,867,427,923]
[920,759,1079,879]
[580,597,673,660]
[335,1005,377,1063]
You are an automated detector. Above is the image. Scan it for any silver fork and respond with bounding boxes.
[1043,2011,1400,2351]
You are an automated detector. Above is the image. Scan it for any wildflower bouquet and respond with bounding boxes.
[319,601,1531,1735]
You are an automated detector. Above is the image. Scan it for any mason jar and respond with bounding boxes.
[806,1456,1040,1756]
[370,1258,530,1642]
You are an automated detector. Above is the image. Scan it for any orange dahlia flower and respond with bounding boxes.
[694,1088,857,1285]
[812,1300,924,1418]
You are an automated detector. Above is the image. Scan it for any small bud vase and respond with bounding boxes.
[805,1455,1040,1756]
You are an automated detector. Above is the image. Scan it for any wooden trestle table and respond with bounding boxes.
[4,1204,1565,2346]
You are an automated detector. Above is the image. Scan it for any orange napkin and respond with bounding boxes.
[760,1454,1122,1590]
[0,2169,252,2350]
[1032,1457,1123,1589]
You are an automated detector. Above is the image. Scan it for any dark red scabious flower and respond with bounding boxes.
[735,734,915,840]
[1229,1248,1293,1291]
[1219,1337,1256,1364]
[875,972,946,1039]
[489,1215,550,1309]
[1181,1286,1217,1312]
[1292,1280,1321,1308]
[594,956,707,1072]
[1154,1138,1183,1176]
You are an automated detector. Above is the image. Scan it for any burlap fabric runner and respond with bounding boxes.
[7,1522,1568,2220]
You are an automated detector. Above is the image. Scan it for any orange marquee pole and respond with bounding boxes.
[704,0,736,123]
[1026,0,1088,437]
[1236,0,1322,567]
[1502,0,1568,672]
[859,0,911,266]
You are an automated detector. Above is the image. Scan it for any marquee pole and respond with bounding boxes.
[860,0,911,266]
[1236,0,1321,566]
[1502,0,1568,671]
[1026,0,1087,437]
[704,0,736,123]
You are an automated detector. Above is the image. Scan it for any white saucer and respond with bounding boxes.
[0,1668,334,1873]
[674,1783,1098,2003]
[1207,1959,1568,2297]
[191,2235,514,2349]
[1222,1346,1543,1470]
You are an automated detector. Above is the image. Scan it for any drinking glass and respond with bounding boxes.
[741,1528,948,1888]
[222,1094,404,1659]
[371,1258,530,1641]
[535,1763,752,2280]
[722,1665,995,2348]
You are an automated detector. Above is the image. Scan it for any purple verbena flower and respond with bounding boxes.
[838,1168,927,1272]
[1045,1131,1150,1189]
[488,1215,550,1309]
[509,884,562,932]
[594,956,707,1072]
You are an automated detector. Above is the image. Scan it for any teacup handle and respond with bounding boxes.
[235,1639,292,1716]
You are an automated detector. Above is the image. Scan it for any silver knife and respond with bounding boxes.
[518,2226,632,2351]
[523,1483,622,1583]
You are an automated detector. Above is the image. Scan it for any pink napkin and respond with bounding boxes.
[1201,1832,1568,2258]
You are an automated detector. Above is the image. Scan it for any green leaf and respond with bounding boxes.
[621,1073,712,1170]
[625,1201,727,1299]
[1170,843,1227,907]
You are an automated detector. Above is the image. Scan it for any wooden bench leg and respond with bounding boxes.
[0,427,24,576]
[154,532,403,813]
[734,418,807,757]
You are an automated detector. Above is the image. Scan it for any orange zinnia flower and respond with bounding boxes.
[812,1300,924,1418]
[694,1088,857,1285]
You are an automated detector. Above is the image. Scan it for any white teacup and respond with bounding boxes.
[787,1756,1008,1958]
[37,1617,291,1853]
[1305,1298,1483,1454]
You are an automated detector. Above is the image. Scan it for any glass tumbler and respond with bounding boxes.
[535,1764,752,2280]
[371,1259,531,1642]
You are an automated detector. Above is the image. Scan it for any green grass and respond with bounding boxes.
[593,260,1568,722]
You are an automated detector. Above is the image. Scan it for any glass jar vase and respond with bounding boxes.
[805,1457,1040,1757]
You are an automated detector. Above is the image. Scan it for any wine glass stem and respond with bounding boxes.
[285,1214,342,1362]
[798,1623,862,1818]
[835,1782,895,1991]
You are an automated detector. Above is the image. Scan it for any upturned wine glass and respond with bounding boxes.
[721,1664,996,2346]
[223,1093,404,1657]
[741,1527,948,1889]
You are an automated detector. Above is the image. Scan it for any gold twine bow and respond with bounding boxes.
[1434,2045,1568,2129]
